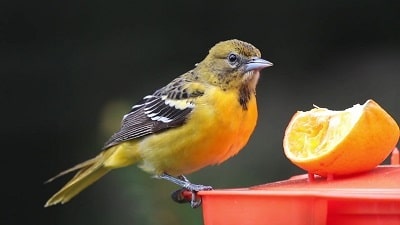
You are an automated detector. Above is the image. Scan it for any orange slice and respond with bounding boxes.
[283,99,399,177]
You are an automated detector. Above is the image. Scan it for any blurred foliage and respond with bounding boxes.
[2,1,400,225]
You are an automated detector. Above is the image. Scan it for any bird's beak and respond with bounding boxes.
[245,57,273,72]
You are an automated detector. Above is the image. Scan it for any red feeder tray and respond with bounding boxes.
[197,150,400,225]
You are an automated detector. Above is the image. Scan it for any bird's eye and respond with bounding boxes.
[227,53,238,64]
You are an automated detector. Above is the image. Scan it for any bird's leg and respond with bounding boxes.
[155,173,212,208]
[157,173,213,192]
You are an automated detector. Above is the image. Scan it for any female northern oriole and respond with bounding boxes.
[45,39,273,208]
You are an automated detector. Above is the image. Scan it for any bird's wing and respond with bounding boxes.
[103,77,204,149]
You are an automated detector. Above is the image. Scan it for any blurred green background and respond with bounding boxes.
[2,1,399,225]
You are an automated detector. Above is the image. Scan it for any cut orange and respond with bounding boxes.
[283,99,399,177]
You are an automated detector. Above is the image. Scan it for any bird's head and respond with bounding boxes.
[195,39,273,91]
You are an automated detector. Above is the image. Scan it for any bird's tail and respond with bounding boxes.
[45,143,140,207]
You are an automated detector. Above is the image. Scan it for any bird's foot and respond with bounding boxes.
[155,173,213,208]
[171,188,206,208]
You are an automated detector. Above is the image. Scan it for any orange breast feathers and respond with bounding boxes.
[136,87,258,176]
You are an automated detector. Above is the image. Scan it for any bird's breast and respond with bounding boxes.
[138,87,258,175]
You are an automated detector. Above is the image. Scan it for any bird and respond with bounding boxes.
[45,39,273,208]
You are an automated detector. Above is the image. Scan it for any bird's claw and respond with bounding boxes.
[171,187,211,208]
[157,173,212,208]
[190,191,202,208]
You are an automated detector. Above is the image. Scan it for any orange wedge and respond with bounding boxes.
[283,99,399,177]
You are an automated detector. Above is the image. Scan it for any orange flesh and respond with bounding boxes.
[286,108,357,159]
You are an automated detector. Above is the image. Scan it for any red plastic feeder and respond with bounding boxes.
[198,150,400,225]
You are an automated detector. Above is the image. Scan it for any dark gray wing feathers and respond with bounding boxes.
[103,86,202,149]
